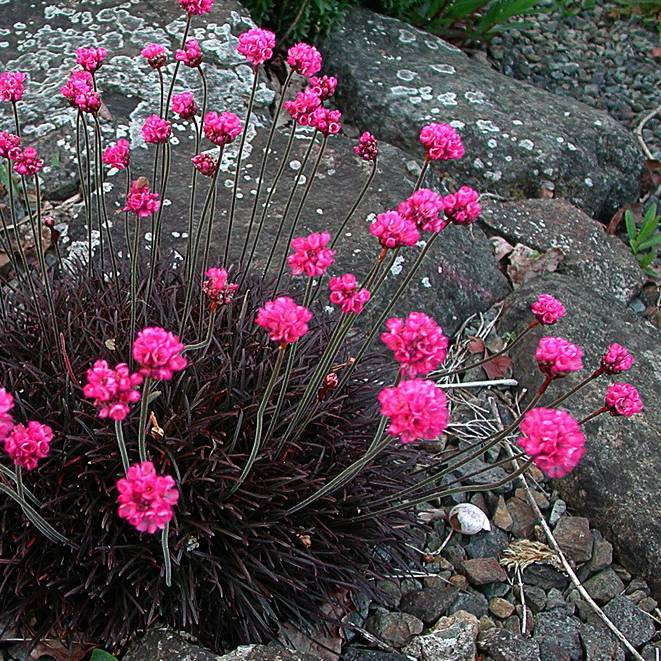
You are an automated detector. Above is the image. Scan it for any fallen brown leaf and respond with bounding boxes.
[482,354,512,380]
[507,244,564,286]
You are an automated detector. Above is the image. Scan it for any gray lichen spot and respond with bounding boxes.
[396,69,418,82]
[398,29,417,43]
[436,92,458,106]
[476,120,499,133]
[518,139,534,151]
[430,64,455,75]
[465,90,489,105]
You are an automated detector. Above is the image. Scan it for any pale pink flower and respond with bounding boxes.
[117,461,178,534]
[600,343,634,375]
[0,388,14,440]
[141,43,167,69]
[284,89,321,126]
[398,188,445,233]
[0,131,21,160]
[142,114,171,144]
[441,186,481,225]
[83,360,143,421]
[103,139,131,170]
[535,336,583,378]
[171,91,197,119]
[178,0,215,15]
[191,152,217,177]
[13,147,43,176]
[237,28,276,67]
[310,107,342,136]
[288,231,335,277]
[75,47,108,73]
[123,179,161,217]
[517,408,585,478]
[132,327,188,381]
[176,39,203,68]
[605,382,643,417]
[379,379,449,443]
[328,273,371,314]
[419,122,464,161]
[0,71,26,103]
[369,211,420,249]
[287,43,322,78]
[531,293,566,326]
[203,267,238,305]
[353,131,378,161]
[256,297,312,345]
[3,421,54,471]
[203,111,243,146]
[308,75,337,100]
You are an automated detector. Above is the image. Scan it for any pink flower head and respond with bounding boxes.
[203,267,238,305]
[203,111,243,146]
[441,186,481,225]
[284,89,322,126]
[60,70,97,110]
[178,0,215,15]
[13,147,43,176]
[419,122,464,161]
[142,114,171,144]
[381,312,449,377]
[328,273,371,315]
[535,336,583,378]
[141,43,167,69]
[0,388,14,440]
[0,71,26,103]
[0,131,21,160]
[353,131,378,162]
[133,327,188,381]
[379,379,449,443]
[531,293,566,326]
[75,47,108,73]
[398,188,445,233]
[605,382,643,418]
[176,39,203,68]
[116,461,178,534]
[308,75,337,101]
[3,421,54,471]
[237,28,276,67]
[310,107,342,136]
[369,211,420,249]
[171,91,197,119]
[124,179,160,217]
[191,152,217,177]
[83,360,143,421]
[517,408,585,478]
[256,297,312,345]
[102,139,131,170]
[600,343,634,375]
[288,231,335,277]
[287,43,322,78]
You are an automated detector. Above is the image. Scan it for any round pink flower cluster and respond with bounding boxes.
[237,28,276,67]
[203,111,243,146]
[142,114,172,144]
[535,336,583,378]
[287,43,322,78]
[123,179,161,218]
[0,388,14,440]
[178,0,215,15]
[328,273,371,315]
[605,382,643,417]
[256,297,312,345]
[176,39,203,68]
[13,147,43,176]
[369,211,419,249]
[309,75,337,101]
[419,122,464,161]
[284,89,321,126]
[132,327,188,381]
[441,186,481,225]
[60,70,101,113]
[517,408,585,478]
[75,47,108,73]
[103,139,131,170]
[398,188,445,233]
[3,421,54,471]
[0,71,26,103]
[191,152,217,177]
[379,379,449,443]
[288,231,336,277]
[381,312,449,378]
[0,130,21,160]
[83,360,143,421]
[203,267,238,305]
[353,131,378,161]
[171,91,197,119]
[310,107,342,136]
[141,43,167,69]
[117,461,178,534]
[600,343,634,374]
[531,293,566,326]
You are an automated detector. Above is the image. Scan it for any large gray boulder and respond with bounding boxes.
[319,8,643,220]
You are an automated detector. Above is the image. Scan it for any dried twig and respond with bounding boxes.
[635,104,660,161]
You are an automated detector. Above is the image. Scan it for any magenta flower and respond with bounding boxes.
[191,152,217,177]
[171,91,197,120]
[141,43,167,69]
[237,28,276,67]
[75,47,108,73]
[441,186,481,225]
[0,71,26,103]
[203,267,238,305]
[0,131,21,160]
[531,293,566,326]
[535,336,583,378]
[419,122,464,161]
[124,179,161,217]
[288,231,336,277]
[605,382,643,417]
[0,388,14,440]
[600,343,634,374]
[176,39,203,68]
[310,107,342,136]
[379,379,449,443]
[132,327,188,381]
[308,75,337,101]
[369,211,420,249]
[13,147,43,176]
[517,408,585,478]
[287,43,322,78]
[398,188,445,233]
[203,111,243,146]
[83,360,143,422]
[284,89,322,126]
[142,114,171,144]
[381,312,449,378]
[3,421,54,471]
[60,70,99,111]
[328,273,371,315]
[256,297,312,345]
[103,139,131,170]
[353,132,378,162]
[178,0,215,15]
[117,461,178,534]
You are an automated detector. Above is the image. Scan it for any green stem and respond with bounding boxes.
[182,116,202,282]
[137,377,153,462]
[163,15,192,120]
[80,113,104,272]
[114,419,130,474]
[183,307,217,353]
[162,521,172,587]
[75,113,94,276]
[129,215,141,369]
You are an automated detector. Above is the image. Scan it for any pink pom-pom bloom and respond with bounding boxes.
[353,132,378,162]
[0,71,26,103]
[13,147,43,176]
[370,211,420,250]
[237,28,276,67]
[0,131,21,160]
[60,70,100,112]
[309,75,337,101]
[284,89,321,126]
[256,297,313,345]
[3,421,54,471]
[535,336,583,378]
[600,343,634,375]
[142,114,171,144]
[116,461,178,534]
[203,267,238,305]
[531,293,566,326]
[132,327,188,381]
[398,188,446,233]
[379,379,449,444]
[287,43,322,78]
[441,186,481,225]
[141,43,167,69]
[419,122,464,161]
[102,139,131,170]
[203,111,243,146]
[288,231,336,277]
[310,107,342,136]
[517,408,585,478]
[123,179,161,218]
[83,360,143,421]
[381,312,449,378]
[605,382,643,417]
[171,91,197,120]
[191,152,217,177]
[328,273,371,315]
[178,0,215,15]
[75,47,108,73]
[176,39,203,68]
[0,387,14,440]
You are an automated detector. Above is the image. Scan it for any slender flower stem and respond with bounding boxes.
[114,419,130,474]
[137,377,153,462]
[162,521,173,587]
[79,113,104,272]
[580,407,607,425]
[547,371,600,409]
[163,15,192,120]
[129,216,141,368]
[123,167,132,262]
[182,116,202,282]
[182,307,217,353]
[74,113,94,276]
[413,158,430,191]
[198,65,208,127]
[158,69,165,118]
[0,464,40,506]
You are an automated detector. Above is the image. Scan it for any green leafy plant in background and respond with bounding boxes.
[625,204,660,277]
[90,651,118,661]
